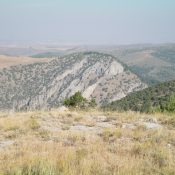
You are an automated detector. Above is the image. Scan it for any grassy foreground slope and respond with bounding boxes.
[106,80,175,112]
[0,109,175,175]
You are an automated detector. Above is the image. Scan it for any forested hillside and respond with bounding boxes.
[106,80,175,112]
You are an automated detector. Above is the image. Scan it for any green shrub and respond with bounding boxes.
[64,92,97,108]
[64,91,87,108]
[164,95,175,112]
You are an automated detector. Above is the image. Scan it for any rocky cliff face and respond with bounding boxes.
[0,52,147,111]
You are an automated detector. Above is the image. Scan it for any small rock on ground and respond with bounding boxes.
[0,140,14,149]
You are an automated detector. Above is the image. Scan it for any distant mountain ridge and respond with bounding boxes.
[30,43,175,85]
[0,52,146,111]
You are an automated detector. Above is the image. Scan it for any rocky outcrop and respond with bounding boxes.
[0,52,147,111]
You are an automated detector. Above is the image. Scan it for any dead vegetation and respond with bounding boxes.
[0,109,175,175]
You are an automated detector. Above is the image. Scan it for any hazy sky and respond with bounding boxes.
[0,0,175,45]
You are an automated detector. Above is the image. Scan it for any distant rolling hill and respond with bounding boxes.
[106,80,175,112]
[30,44,175,85]
[0,55,50,69]
[99,44,175,85]
[31,52,63,58]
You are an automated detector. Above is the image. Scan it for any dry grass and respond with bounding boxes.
[0,55,50,69]
[0,109,175,175]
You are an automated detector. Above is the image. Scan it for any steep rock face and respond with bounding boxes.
[0,52,147,110]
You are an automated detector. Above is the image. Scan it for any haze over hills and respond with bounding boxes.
[0,44,76,57]
[0,52,146,111]
[102,44,175,85]
[2,43,175,85]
